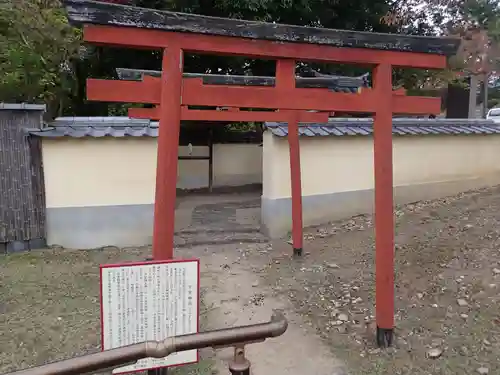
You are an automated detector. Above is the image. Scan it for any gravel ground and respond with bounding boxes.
[260,186,500,375]
[2,186,500,375]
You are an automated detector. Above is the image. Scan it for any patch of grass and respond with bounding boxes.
[0,248,216,375]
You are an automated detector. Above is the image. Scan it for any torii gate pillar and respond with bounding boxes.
[373,63,395,345]
[152,46,183,260]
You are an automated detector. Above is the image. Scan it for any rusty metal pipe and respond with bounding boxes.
[3,312,287,375]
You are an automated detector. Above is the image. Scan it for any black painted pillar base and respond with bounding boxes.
[293,248,303,257]
[229,367,250,375]
[148,369,168,375]
[376,327,394,348]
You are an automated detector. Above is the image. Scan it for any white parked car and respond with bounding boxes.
[486,108,500,123]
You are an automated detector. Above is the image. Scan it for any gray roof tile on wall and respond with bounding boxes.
[28,125,160,138]
[27,116,159,138]
[26,116,500,138]
[265,118,500,137]
[1,103,46,111]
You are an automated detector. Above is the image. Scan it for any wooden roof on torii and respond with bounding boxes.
[63,0,460,119]
[64,0,459,56]
[115,68,369,92]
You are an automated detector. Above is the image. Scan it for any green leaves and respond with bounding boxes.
[0,0,424,118]
[0,0,81,116]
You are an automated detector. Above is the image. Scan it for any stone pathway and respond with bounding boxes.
[174,192,267,247]
[181,242,348,375]
[173,191,347,375]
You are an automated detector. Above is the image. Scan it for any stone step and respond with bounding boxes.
[174,227,268,248]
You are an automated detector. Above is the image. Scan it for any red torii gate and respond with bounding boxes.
[64,0,459,347]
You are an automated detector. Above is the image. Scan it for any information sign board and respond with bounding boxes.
[100,259,200,374]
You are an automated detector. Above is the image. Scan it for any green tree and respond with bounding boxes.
[384,1,500,98]
[0,0,403,117]
[0,0,81,118]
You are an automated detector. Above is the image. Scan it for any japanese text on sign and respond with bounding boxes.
[100,260,199,374]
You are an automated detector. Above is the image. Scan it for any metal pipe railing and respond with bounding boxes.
[3,312,287,375]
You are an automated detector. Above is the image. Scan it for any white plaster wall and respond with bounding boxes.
[213,144,263,186]
[42,138,262,209]
[262,131,500,200]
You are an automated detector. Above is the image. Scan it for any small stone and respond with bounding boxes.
[477,367,489,374]
[252,281,259,287]
[336,325,347,334]
[330,308,339,317]
[457,299,469,307]
[327,263,340,269]
[459,346,469,356]
[431,304,439,308]
[427,348,443,359]
[493,268,500,275]
[417,293,424,299]
[483,339,491,346]
[460,313,469,319]
[431,339,443,347]
[338,313,349,322]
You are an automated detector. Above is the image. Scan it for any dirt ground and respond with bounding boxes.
[261,186,500,375]
[1,186,500,375]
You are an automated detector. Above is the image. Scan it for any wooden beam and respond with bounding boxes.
[87,78,440,114]
[83,25,449,69]
[116,68,367,91]
[128,107,330,122]
[65,0,460,56]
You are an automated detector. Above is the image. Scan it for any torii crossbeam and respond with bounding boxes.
[114,68,369,120]
[63,0,459,348]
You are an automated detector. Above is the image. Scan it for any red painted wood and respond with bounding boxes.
[87,78,441,115]
[128,106,330,123]
[87,78,160,104]
[84,25,447,69]
[152,46,183,261]
[373,63,395,330]
[128,107,160,119]
[80,17,452,337]
[277,59,304,253]
[287,112,303,253]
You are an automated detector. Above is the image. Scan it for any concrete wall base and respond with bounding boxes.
[261,174,500,239]
[46,204,154,249]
